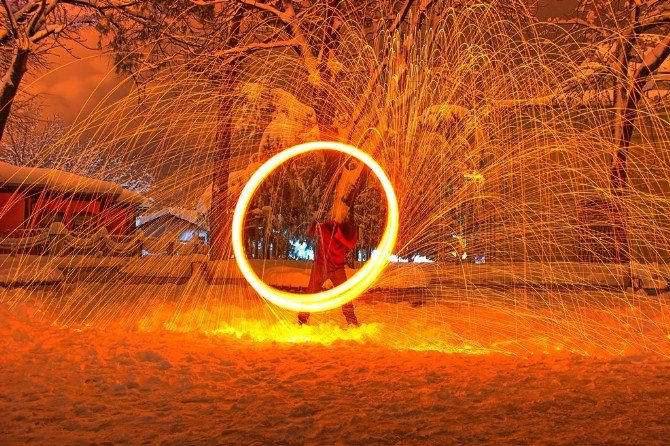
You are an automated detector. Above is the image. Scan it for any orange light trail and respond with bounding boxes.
[232,141,399,312]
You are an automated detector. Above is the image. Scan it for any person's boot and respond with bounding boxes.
[298,312,310,326]
[342,305,360,327]
[346,317,360,327]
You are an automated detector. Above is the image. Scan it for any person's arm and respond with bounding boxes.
[307,221,318,238]
[335,223,358,249]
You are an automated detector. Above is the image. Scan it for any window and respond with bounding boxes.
[37,211,64,229]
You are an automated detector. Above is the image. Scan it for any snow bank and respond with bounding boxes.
[205,260,432,290]
[373,263,432,290]
[204,260,246,284]
[55,255,129,283]
[211,259,665,292]
[2,300,670,444]
[0,255,63,286]
[120,255,207,284]
[260,265,312,289]
[433,261,670,290]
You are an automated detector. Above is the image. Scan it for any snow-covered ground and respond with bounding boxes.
[2,292,670,445]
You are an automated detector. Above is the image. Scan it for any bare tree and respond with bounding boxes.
[102,1,547,260]
[541,0,670,263]
[0,104,63,165]
[549,1,670,189]
[0,0,159,142]
[102,0,430,258]
[0,112,154,193]
[197,0,434,259]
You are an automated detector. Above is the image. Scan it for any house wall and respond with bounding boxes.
[0,188,139,236]
[0,192,26,237]
[139,214,197,239]
[100,206,135,235]
[28,195,102,231]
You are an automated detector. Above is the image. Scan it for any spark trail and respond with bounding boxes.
[2,1,670,357]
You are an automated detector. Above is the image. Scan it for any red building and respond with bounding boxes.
[0,161,147,238]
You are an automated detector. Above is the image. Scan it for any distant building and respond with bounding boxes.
[137,208,207,242]
[0,161,147,238]
[578,198,629,263]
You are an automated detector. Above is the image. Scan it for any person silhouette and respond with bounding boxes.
[298,217,359,326]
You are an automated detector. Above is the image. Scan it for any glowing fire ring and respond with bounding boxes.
[232,141,399,312]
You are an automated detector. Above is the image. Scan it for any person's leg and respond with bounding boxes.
[341,302,359,327]
[298,263,326,325]
[329,269,360,326]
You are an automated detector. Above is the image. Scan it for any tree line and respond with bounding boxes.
[2,0,670,264]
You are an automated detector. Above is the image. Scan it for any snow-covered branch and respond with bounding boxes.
[214,39,301,59]
[634,32,670,81]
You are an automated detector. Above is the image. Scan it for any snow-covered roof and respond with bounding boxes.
[116,188,148,206]
[137,207,200,227]
[0,161,147,206]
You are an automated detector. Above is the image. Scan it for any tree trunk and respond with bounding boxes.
[610,10,638,194]
[607,6,639,265]
[605,6,670,266]
[312,75,347,195]
[209,87,235,260]
[610,102,636,190]
[0,47,29,142]
[209,11,242,261]
[608,96,637,265]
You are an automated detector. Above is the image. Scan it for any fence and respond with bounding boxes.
[1,223,668,292]
[0,222,208,257]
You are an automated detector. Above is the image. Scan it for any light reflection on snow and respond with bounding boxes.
[199,320,381,346]
[369,250,434,263]
[157,318,492,355]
